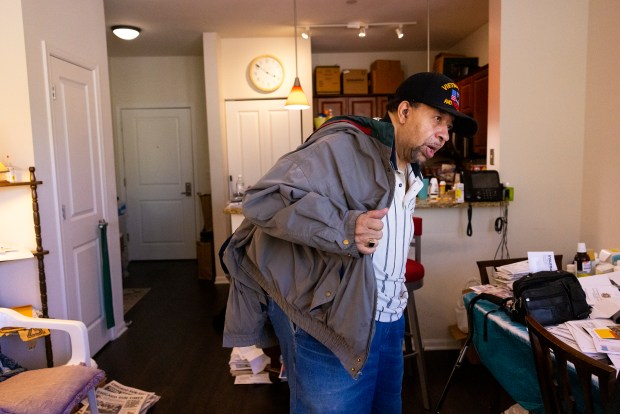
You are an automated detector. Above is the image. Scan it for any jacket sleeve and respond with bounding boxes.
[242,155,364,257]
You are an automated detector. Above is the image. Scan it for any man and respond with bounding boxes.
[222,72,477,413]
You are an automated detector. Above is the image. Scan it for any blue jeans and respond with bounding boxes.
[267,298,404,414]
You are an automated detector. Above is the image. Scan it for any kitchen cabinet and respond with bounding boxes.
[0,167,53,367]
[314,95,390,120]
[457,66,488,155]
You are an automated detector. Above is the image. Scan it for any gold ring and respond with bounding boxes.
[368,239,376,248]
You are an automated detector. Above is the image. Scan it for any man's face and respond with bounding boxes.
[394,102,455,165]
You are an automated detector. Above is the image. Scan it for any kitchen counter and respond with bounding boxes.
[224,199,505,215]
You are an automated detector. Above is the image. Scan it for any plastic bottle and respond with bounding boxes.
[574,242,592,277]
[439,180,446,196]
[454,173,464,203]
[235,174,245,198]
[429,177,439,202]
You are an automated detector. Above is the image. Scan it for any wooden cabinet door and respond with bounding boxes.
[349,97,376,118]
[458,77,473,114]
[376,96,389,118]
[457,67,488,156]
[315,97,347,118]
[472,69,488,154]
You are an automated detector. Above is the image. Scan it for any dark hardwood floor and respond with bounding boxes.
[94,260,515,413]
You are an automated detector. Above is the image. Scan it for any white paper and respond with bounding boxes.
[565,319,612,355]
[234,372,272,384]
[578,274,620,305]
[0,245,33,262]
[527,251,558,272]
[590,297,620,319]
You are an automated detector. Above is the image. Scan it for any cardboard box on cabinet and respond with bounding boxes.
[341,69,368,94]
[369,69,404,94]
[370,60,402,72]
[314,66,341,95]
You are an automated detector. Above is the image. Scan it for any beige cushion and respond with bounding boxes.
[0,365,104,414]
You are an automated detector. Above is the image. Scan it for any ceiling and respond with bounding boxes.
[103,0,488,57]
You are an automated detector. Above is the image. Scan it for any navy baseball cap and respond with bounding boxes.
[392,72,478,136]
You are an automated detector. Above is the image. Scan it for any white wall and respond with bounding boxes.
[581,1,620,249]
[108,56,210,238]
[205,35,314,279]
[450,23,489,67]
[0,0,123,368]
[495,0,587,261]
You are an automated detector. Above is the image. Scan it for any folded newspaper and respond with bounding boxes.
[76,380,160,414]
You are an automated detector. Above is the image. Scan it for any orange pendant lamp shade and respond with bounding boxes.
[285,77,310,110]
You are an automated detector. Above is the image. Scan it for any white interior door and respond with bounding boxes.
[121,108,196,260]
[49,56,109,354]
[225,99,302,190]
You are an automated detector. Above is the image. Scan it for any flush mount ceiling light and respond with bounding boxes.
[395,25,404,39]
[111,25,141,40]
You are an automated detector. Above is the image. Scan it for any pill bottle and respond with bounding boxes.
[574,242,592,277]
[429,178,439,202]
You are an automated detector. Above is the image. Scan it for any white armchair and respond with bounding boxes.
[0,308,105,414]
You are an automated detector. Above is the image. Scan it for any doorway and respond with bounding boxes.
[120,108,197,261]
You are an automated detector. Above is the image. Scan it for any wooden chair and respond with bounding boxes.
[525,315,617,414]
[403,216,430,410]
[476,255,563,285]
[0,308,104,414]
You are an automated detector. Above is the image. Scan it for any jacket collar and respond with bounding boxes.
[318,116,421,178]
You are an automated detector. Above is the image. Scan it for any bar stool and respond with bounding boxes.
[403,216,431,410]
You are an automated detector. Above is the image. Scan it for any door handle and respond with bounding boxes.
[181,182,192,196]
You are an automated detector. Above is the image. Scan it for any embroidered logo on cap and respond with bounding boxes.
[450,89,460,111]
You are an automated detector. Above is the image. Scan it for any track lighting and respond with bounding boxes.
[111,25,141,40]
[396,25,404,39]
[298,21,415,39]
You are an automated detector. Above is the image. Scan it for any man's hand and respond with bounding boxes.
[355,208,388,255]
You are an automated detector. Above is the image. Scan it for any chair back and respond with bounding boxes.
[476,255,563,285]
[525,315,617,414]
[411,216,422,262]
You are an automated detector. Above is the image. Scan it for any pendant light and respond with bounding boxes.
[285,0,310,110]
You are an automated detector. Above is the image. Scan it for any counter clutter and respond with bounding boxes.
[224,199,504,215]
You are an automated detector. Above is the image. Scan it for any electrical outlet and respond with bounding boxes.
[490,148,495,165]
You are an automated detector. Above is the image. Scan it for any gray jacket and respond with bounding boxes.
[222,116,403,378]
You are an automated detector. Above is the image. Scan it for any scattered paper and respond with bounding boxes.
[527,251,558,272]
[77,380,160,414]
[234,372,272,385]
[578,274,620,306]
[0,245,33,262]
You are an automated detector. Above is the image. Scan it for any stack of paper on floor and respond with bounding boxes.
[228,345,272,384]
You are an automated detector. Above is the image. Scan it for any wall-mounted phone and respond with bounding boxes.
[463,170,504,202]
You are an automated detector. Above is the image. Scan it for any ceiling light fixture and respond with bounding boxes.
[298,21,416,39]
[395,25,404,39]
[301,27,310,40]
[111,25,141,40]
[285,0,310,110]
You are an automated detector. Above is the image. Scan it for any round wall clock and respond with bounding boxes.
[248,55,285,92]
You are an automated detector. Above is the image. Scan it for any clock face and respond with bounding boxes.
[248,55,285,92]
